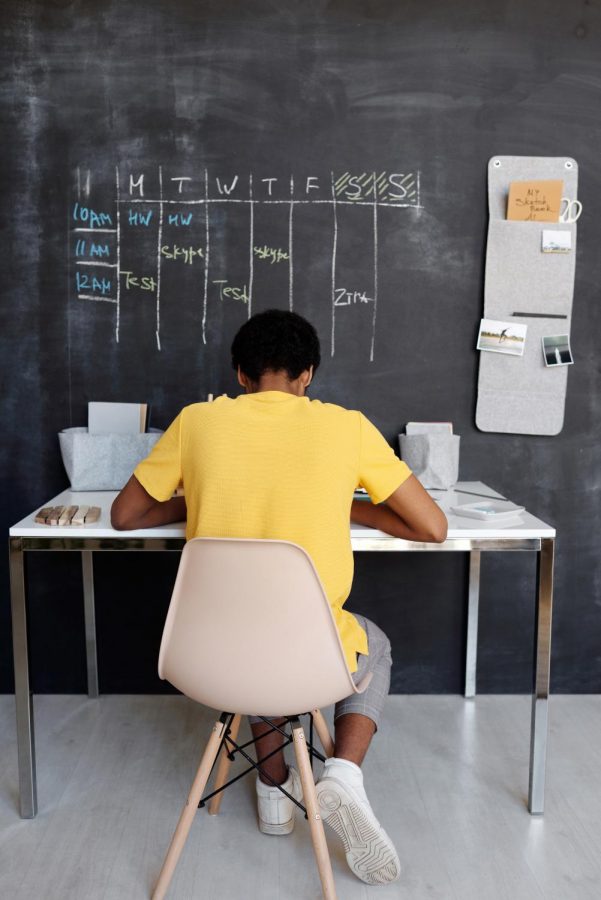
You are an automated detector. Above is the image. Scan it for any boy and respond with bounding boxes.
[112,309,447,885]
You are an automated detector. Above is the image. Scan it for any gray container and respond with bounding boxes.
[399,433,460,490]
[59,427,163,490]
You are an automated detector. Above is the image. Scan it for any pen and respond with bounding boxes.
[430,488,510,502]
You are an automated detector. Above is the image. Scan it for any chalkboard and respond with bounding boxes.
[2,0,601,694]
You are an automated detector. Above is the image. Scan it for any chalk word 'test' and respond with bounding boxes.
[213,280,249,304]
[121,271,157,292]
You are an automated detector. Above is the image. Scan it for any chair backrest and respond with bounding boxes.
[158,537,359,717]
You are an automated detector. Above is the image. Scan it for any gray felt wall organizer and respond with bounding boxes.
[475,156,578,435]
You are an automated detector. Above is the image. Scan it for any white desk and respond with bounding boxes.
[9,482,555,818]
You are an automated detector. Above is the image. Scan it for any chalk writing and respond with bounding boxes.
[74,239,111,258]
[254,245,289,264]
[128,210,153,226]
[333,172,417,203]
[213,280,249,304]
[161,244,204,264]
[76,271,113,295]
[121,271,157,292]
[167,212,193,226]
[334,288,375,307]
[73,203,113,228]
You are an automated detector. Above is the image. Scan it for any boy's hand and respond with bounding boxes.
[111,475,187,530]
[351,475,447,543]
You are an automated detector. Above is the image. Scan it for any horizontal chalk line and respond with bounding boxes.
[77,294,118,304]
[117,198,422,209]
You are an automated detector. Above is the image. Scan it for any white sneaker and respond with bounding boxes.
[256,766,303,835]
[316,758,401,885]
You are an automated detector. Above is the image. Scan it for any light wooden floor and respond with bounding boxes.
[1,695,601,900]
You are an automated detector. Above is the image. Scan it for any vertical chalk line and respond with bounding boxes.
[155,166,163,351]
[370,172,378,363]
[248,174,254,319]
[330,171,338,357]
[202,168,209,344]
[76,167,81,200]
[115,165,121,343]
[289,175,294,310]
[67,198,73,425]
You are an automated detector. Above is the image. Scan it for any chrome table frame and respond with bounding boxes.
[9,531,554,819]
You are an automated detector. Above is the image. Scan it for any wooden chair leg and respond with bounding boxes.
[208,713,241,815]
[312,709,334,758]
[152,716,228,900]
[291,719,337,900]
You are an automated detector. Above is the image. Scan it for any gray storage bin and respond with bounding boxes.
[399,433,460,490]
[59,427,163,490]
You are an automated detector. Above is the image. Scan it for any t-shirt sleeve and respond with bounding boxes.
[357,412,412,503]
[134,411,183,502]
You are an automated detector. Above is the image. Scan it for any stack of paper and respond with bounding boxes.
[88,402,148,435]
[405,422,453,435]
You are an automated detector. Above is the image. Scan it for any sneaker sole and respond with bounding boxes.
[316,779,400,885]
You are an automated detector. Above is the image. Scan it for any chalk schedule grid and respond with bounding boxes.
[71,167,421,360]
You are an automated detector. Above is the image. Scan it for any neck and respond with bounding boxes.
[238,366,312,396]
[254,372,305,396]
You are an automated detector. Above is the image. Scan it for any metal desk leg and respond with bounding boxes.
[82,551,99,698]
[465,550,481,698]
[9,538,37,818]
[528,537,555,815]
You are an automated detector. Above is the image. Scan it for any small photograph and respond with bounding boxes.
[477,319,527,357]
[542,334,574,367]
[542,229,572,253]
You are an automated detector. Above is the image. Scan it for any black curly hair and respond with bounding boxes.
[231,309,321,383]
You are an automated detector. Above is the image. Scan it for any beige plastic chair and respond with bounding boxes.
[152,537,372,900]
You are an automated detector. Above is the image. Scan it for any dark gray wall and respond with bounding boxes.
[2,0,600,694]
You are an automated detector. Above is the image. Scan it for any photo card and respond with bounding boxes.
[542,334,574,367]
[477,319,527,357]
[542,230,572,253]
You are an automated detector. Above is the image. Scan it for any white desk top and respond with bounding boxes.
[9,482,555,541]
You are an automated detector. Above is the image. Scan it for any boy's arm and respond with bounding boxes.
[111,475,186,530]
[351,474,447,543]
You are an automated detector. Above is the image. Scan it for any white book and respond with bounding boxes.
[406,421,453,435]
[88,402,148,435]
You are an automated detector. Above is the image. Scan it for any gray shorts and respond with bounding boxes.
[334,614,392,730]
[248,615,392,730]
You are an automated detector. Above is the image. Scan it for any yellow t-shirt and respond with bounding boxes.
[134,392,411,671]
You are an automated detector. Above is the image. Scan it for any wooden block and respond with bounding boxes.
[58,505,78,526]
[71,505,89,526]
[84,506,101,524]
[34,507,53,525]
[49,506,65,526]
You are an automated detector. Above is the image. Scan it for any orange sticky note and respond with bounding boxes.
[506,180,563,222]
